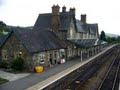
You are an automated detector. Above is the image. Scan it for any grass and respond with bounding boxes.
[0,78,8,85]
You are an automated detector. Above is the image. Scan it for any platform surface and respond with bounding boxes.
[26,45,116,90]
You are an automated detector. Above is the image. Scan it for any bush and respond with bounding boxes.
[11,57,24,71]
[0,60,9,68]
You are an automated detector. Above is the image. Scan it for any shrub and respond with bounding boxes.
[11,57,24,71]
[0,60,9,68]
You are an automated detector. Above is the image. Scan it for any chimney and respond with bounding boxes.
[81,14,86,23]
[51,4,60,32]
[69,7,76,15]
[52,4,60,15]
[62,6,66,12]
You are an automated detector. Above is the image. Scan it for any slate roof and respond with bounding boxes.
[72,39,96,47]
[87,24,98,34]
[76,19,98,34]
[96,39,108,45]
[33,12,73,31]
[0,35,7,46]
[34,11,98,35]
[69,39,106,48]
[1,28,66,53]
[76,20,86,33]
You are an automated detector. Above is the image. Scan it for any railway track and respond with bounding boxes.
[42,45,120,90]
[98,53,120,90]
[77,47,120,90]
[62,46,120,90]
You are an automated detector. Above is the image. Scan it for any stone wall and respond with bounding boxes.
[32,49,66,68]
[1,33,34,70]
[1,33,67,71]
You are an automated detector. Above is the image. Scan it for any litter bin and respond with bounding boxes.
[35,66,44,73]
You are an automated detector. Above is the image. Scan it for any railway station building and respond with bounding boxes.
[0,29,66,71]
[0,5,107,71]
[33,5,106,61]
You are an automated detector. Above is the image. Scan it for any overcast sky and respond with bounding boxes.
[0,0,120,34]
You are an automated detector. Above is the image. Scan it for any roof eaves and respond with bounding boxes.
[0,31,13,47]
[13,30,32,53]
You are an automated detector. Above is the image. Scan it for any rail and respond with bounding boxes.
[62,46,118,90]
[98,53,120,90]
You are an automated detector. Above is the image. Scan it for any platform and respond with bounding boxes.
[118,61,120,90]
[26,44,116,90]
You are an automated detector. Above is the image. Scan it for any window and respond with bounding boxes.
[19,51,22,57]
[60,49,65,58]
[38,53,45,64]
[54,51,57,59]
[69,47,72,56]
[80,33,83,39]
[16,51,23,58]
[54,50,58,64]
[83,33,85,39]
[70,29,73,39]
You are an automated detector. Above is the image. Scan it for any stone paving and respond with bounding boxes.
[0,70,30,81]
[27,45,116,90]
[0,58,81,90]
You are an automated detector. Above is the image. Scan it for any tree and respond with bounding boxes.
[106,37,116,43]
[0,21,9,35]
[100,30,106,41]
[0,21,6,27]
[116,36,120,43]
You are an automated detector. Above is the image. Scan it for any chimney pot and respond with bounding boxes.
[52,4,60,15]
[62,6,66,12]
[69,7,76,15]
[81,14,86,23]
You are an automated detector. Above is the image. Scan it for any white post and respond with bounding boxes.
[78,48,80,56]
[81,51,82,61]
[87,49,89,58]
[95,47,96,54]
[92,48,94,56]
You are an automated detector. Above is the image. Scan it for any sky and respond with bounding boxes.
[0,0,120,35]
